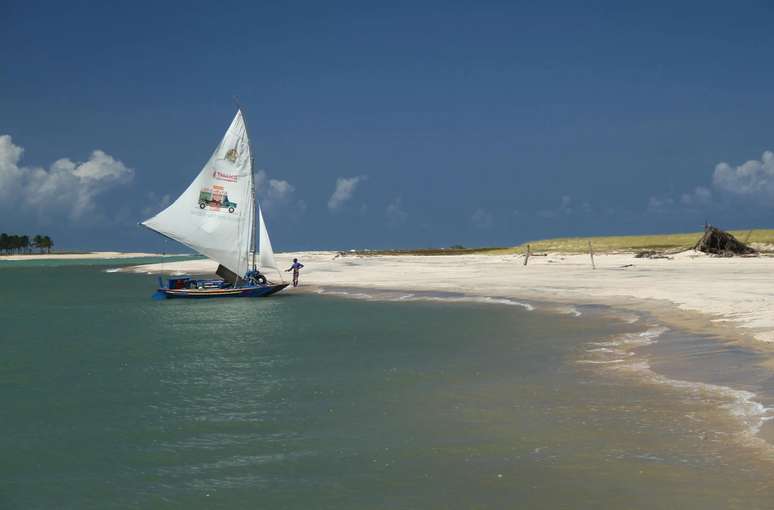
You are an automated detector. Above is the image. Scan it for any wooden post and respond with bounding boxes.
[588,240,595,270]
[523,244,530,266]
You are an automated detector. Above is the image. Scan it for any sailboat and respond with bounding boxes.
[141,109,288,299]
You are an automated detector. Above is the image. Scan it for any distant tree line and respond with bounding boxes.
[0,233,54,254]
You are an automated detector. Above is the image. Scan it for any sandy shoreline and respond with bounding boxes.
[0,251,178,261]
[121,250,774,345]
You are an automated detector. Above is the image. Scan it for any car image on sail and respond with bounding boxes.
[199,185,237,213]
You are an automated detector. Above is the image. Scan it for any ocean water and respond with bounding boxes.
[2,263,774,509]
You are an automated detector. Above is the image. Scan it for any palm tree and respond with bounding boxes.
[32,235,44,253]
[42,235,54,254]
[0,233,8,255]
[9,235,20,254]
[20,235,30,254]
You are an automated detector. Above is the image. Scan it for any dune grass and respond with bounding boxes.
[346,246,503,256]
[349,229,774,256]
[505,229,774,254]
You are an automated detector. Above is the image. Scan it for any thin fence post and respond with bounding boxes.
[524,244,530,266]
[588,241,595,270]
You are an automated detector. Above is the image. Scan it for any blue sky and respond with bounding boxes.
[2,1,774,251]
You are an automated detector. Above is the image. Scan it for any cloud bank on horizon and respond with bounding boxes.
[2,131,773,248]
[0,135,134,223]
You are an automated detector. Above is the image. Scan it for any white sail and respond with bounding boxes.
[258,206,278,271]
[142,111,254,276]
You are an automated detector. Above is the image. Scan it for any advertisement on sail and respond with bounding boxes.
[198,184,237,213]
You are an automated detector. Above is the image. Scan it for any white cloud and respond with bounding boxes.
[649,186,713,214]
[680,186,712,206]
[471,208,493,229]
[385,196,408,226]
[538,195,590,218]
[647,150,774,214]
[0,136,23,191]
[328,176,365,211]
[254,169,297,210]
[267,179,294,201]
[254,169,268,190]
[647,195,674,213]
[0,135,134,222]
[142,191,172,218]
[713,151,774,203]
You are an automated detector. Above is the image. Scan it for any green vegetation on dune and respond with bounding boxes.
[513,229,774,254]
[347,229,774,256]
[346,246,503,256]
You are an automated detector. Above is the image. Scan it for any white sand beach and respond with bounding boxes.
[123,250,774,344]
[1,251,169,261]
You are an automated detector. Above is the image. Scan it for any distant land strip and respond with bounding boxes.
[344,229,774,256]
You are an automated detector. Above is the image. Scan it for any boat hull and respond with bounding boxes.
[155,283,288,299]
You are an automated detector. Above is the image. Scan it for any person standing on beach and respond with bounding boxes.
[285,258,304,287]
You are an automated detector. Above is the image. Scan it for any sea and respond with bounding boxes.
[2,258,774,509]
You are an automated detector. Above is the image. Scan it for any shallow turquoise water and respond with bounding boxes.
[2,264,774,509]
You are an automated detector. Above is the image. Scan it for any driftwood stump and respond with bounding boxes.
[693,225,756,256]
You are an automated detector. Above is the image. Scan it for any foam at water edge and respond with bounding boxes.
[316,288,376,300]
[316,288,535,311]
[392,295,535,311]
[589,327,668,348]
[615,360,774,444]
[105,268,121,273]
[581,325,774,457]
[554,305,582,317]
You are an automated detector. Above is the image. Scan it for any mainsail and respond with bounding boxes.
[258,206,278,271]
[142,111,254,277]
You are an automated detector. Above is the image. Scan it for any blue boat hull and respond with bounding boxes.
[153,283,288,299]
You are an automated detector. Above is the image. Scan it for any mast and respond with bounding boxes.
[251,163,257,271]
